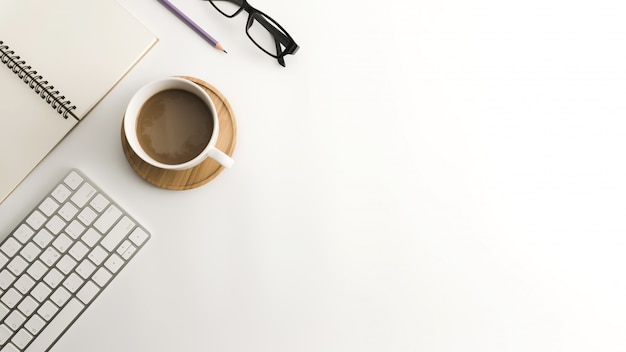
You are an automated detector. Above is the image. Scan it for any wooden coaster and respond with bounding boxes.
[121,76,237,190]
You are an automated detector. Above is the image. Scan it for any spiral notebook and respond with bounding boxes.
[0,0,157,203]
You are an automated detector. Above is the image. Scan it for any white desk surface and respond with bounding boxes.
[1,0,626,350]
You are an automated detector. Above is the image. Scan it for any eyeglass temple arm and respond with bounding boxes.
[274,40,285,66]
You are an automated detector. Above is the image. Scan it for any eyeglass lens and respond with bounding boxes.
[247,14,287,57]
[210,0,242,17]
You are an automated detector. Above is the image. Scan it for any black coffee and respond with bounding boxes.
[136,89,213,165]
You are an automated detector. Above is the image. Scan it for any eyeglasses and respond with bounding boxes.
[204,0,299,67]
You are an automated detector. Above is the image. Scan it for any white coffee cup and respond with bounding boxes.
[124,77,234,170]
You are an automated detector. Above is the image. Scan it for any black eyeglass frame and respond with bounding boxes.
[205,0,299,66]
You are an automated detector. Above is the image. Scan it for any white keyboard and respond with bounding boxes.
[0,169,150,351]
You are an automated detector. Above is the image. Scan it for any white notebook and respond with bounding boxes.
[0,0,157,203]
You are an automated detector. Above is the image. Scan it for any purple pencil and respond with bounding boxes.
[158,0,227,53]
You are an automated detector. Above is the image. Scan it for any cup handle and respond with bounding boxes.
[207,147,234,168]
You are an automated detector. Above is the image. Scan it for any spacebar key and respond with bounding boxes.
[25,298,85,352]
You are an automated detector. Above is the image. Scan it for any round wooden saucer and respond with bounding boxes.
[121,76,237,190]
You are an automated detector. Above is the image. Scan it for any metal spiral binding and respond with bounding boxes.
[0,40,77,120]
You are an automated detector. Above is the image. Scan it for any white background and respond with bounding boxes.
[1,0,626,351]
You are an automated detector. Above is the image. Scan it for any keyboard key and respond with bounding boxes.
[58,202,78,221]
[20,243,41,262]
[38,197,59,217]
[94,205,122,234]
[1,238,21,258]
[12,224,34,244]
[56,255,77,275]
[76,281,99,304]
[2,288,22,308]
[50,287,71,307]
[37,301,58,321]
[0,324,12,344]
[5,310,26,330]
[90,194,109,213]
[8,256,28,276]
[129,227,149,246]
[64,171,84,190]
[45,215,66,235]
[0,270,16,290]
[101,216,135,251]
[71,182,96,208]
[104,253,124,274]
[68,242,89,261]
[91,268,112,287]
[65,220,86,239]
[78,207,97,225]
[12,328,33,349]
[87,246,107,265]
[25,211,46,230]
[52,233,73,253]
[40,247,61,267]
[14,275,35,294]
[25,298,83,351]
[75,260,96,279]
[81,228,101,248]
[26,261,47,281]
[33,229,53,248]
[30,283,52,303]
[63,273,83,293]
[51,184,71,203]
[17,296,38,317]
[43,268,64,288]
[24,315,45,335]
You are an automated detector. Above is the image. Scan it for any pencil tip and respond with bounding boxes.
[215,43,226,53]
[223,50,228,53]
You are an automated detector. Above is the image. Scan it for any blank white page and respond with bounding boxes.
[0,0,157,119]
